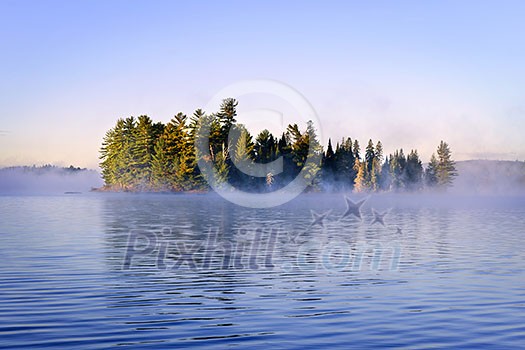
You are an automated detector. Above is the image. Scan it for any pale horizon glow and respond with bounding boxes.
[1,0,524,169]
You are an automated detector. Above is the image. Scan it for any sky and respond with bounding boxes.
[0,0,524,168]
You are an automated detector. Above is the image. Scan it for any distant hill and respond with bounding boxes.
[453,160,525,195]
[0,165,103,195]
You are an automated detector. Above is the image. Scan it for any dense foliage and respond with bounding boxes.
[99,99,457,192]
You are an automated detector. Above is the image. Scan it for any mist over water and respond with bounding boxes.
[453,160,525,195]
[0,192,524,348]
[1,162,524,348]
[1,159,524,198]
[0,167,103,195]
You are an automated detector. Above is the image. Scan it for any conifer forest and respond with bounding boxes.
[100,98,457,192]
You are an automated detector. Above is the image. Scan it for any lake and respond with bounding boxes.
[1,193,524,349]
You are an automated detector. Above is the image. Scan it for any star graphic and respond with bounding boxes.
[285,231,302,244]
[370,208,388,226]
[340,196,366,220]
[396,227,403,234]
[310,210,331,228]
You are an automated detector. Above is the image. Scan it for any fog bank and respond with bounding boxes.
[0,166,103,195]
[1,160,523,197]
[452,160,525,195]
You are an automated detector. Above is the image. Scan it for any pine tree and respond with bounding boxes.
[276,132,294,187]
[230,125,255,188]
[217,98,238,151]
[379,156,392,191]
[120,117,138,189]
[321,138,336,189]
[188,108,209,190]
[174,112,203,190]
[151,137,172,190]
[133,115,155,189]
[302,120,323,190]
[435,141,457,188]
[100,118,125,188]
[405,150,423,191]
[390,149,406,191]
[189,108,206,137]
[232,125,255,166]
[365,139,376,174]
[354,159,367,193]
[214,144,229,188]
[192,113,216,188]
[370,161,380,191]
[375,141,384,165]
[286,123,304,178]
[152,113,189,190]
[371,141,384,192]
[425,153,439,188]
[325,138,335,167]
[334,138,356,190]
[353,139,361,161]
[255,129,276,164]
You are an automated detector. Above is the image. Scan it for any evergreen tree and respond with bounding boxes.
[152,113,189,190]
[390,149,407,191]
[208,115,224,162]
[370,161,379,191]
[354,159,367,193]
[217,98,238,150]
[133,115,155,189]
[277,132,289,154]
[214,144,229,188]
[286,123,304,178]
[255,129,277,164]
[99,98,453,194]
[252,129,278,188]
[100,118,125,188]
[375,141,384,165]
[353,139,361,161]
[371,141,384,191]
[435,141,457,188]
[365,139,376,174]
[232,125,255,165]
[405,150,423,191]
[321,138,336,189]
[151,137,172,190]
[192,111,219,189]
[302,120,323,189]
[425,153,439,188]
[188,109,209,190]
[283,122,323,190]
[189,108,206,135]
[276,132,294,187]
[120,117,138,189]
[379,156,392,191]
[230,125,255,188]
[334,138,356,190]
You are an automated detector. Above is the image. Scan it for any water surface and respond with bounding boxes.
[1,193,524,348]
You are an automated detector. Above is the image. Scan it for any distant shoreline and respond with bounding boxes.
[90,186,209,195]
[1,160,524,196]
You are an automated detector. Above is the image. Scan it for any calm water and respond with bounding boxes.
[1,193,524,349]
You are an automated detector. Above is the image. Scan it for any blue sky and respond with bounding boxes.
[1,0,524,168]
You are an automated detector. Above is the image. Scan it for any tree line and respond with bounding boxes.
[99,98,457,192]
[0,164,88,174]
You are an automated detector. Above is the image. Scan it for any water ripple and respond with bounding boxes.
[0,194,524,348]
